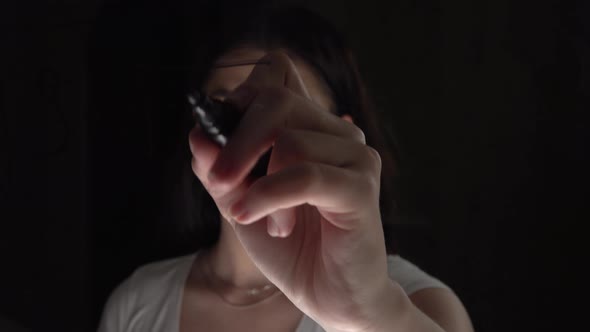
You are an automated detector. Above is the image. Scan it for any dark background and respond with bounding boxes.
[1,0,587,331]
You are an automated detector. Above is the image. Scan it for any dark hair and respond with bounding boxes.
[160,1,400,255]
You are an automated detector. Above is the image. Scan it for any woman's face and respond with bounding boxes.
[202,47,336,114]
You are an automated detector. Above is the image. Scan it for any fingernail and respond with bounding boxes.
[268,219,280,237]
[268,215,284,237]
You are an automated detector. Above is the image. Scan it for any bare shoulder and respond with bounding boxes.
[386,255,474,332]
[98,254,196,332]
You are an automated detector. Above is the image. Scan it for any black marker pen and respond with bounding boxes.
[187,91,271,179]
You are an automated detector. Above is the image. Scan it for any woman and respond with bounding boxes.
[98,3,473,332]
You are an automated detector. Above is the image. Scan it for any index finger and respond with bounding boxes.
[229,49,311,108]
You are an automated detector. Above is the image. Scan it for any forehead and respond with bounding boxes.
[202,47,334,112]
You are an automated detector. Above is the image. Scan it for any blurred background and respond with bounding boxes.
[1,0,587,331]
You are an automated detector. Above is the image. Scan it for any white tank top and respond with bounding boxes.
[98,253,449,332]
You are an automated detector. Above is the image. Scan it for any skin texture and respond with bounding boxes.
[187,47,474,332]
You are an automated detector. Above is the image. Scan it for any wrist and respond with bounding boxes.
[359,280,448,332]
[325,279,412,332]
[362,279,413,332]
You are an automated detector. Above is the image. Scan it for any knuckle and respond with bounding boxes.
[191,158,213,191]
[365,146,382,172]
[254,87,294,119]
[250,176,272,198]
[188,134,197,156]
[359,171,380,198]
[268,49,292,67]
[190,157,199,175]
[263,86,292,102]
[299,162,321,193]
[358,146,382,192]
[275,130,307,162]
[347,123,366,144]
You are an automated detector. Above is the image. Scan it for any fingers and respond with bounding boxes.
[267,129,378,176]
[208,90,365,195]
[188,123,221,190]
[196,50,377,236]
[267,208,296,238]
[188,124,251,224]
[264,129,379,238]
[229,162,379,231]
[210,49,365,195]
[244,50,312,98]
[225,50,311,111]
[262,130,379,238]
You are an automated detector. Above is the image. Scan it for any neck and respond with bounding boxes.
[203,214,271,288]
